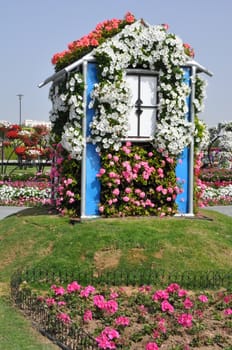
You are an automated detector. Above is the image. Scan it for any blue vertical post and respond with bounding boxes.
[83,62,101,217]
[175,67,191,214]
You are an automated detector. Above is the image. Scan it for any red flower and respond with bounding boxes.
[6,130,19,139]
[15,146,26,155]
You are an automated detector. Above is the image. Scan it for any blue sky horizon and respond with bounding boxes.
[0,0,231,127]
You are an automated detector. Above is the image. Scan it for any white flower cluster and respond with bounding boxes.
[0,185,51,202]
[202,184,232,201]
[154,116,194,156]
[194,119,210,151]
[0,120,11,129]
[49,85,68,124]
[194,76,208,114]
[49,73,84,160]
[89,77,132,152]
[91,21,196,155]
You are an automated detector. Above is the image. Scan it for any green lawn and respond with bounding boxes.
[0,207,232,348]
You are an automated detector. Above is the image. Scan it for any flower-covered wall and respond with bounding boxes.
[45,12,209,218]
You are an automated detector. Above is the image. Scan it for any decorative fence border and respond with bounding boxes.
[13,268,232,289]
[11,268,232,350]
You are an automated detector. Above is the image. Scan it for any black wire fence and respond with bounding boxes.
[12,267,232,290]
[11,268,232,350]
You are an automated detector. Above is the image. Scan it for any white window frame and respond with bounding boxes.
[125,69,159,142]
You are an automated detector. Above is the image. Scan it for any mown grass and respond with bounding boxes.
[0,207,232,282]
[0,207,232,349]
[0,297,58,350]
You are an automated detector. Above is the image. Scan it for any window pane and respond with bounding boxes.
[127,108,138,137]
[140,109,156,137]
[140,76,157,106]
[126,75,138,105]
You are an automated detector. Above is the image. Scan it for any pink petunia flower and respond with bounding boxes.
[198,295,208,303]
[83,309,93,322]
[146,342,159,350]
[115,316,130,326]
[178,313,193,328]
[161,300,174,313]
[183,298,194,309]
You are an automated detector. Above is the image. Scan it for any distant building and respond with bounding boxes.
[24,119,51,129]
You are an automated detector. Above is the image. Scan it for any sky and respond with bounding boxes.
[0,0,231,127]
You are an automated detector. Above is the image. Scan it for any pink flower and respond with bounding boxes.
[198,295,208,303]
[112,188,120,196]
[67,281,81,293]
[158,318,166,333]
[99,206,104,213]
[115,316,130,326]
[83,309,93,322]
[166,283,180,293]
[95,334,116,349]
[57,301,66,306]
[109,172,117,178]
[146,342,159,350]
[156,185,163,192]
[224,294,232,303]
[57,312,71,324]
[105,300,118,314]
[138,304,148,315]
[94,295,106,309]
[66,190,75,197]
[152,290,169,301]
[161,300,174,313]
[134,154,140,160]
[178,289,188,297]
[46,297,56,307]
[80,285,95,298]
[178,313,193,328]
[224,308,232,315]
[64,178,73,186]
[110,292,119,299]
[139,285,152,293]
[122,146,131,154]
[122,196,130,202]
[98,168,106,176]
[148,152,153,157]
[183,298,194,309]
[51,285,65,296]
[166,157,174,164]
[102,327,120,340]
[125,187,132,194]
[113,155,119,162]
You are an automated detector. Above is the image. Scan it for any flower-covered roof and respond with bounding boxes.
[51,12,195,72]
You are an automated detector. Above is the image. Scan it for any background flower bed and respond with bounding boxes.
[0,178,51,206]
[19,280,232,349]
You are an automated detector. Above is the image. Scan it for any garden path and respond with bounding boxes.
[0,206,232,220]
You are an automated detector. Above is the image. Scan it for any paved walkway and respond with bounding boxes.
[0,206,232,220]
[0,206,29,220]
[201,206,232,217]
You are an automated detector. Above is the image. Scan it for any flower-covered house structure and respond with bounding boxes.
[39,13,212,218]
